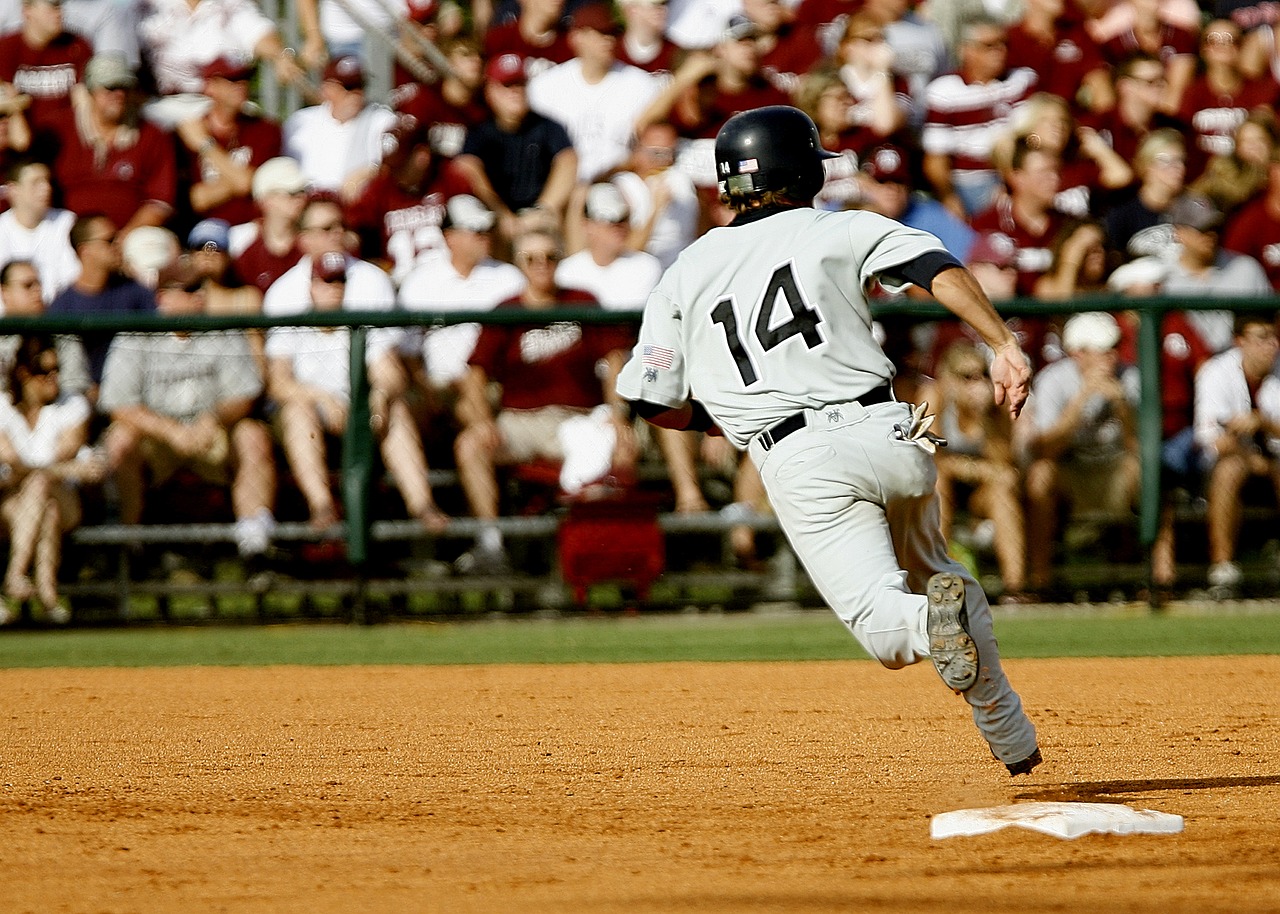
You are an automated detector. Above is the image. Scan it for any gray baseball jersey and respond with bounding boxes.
[619,204,1038,768]
[617,207,942,449]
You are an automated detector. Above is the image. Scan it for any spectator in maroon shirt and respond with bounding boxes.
[737,0,824,96]
[1179,19,1280,181]
[972,135,1070,298]
[452,225,635,574]
[346,116,473,282]
[1005,0,1114,114]
[389,35,489,160]
[1085,52,1187,175]
[1222,149,1280,291]
[46,54,177,239]
[173,57,283,234]
[0,0,92,136]
[1096,0,1199,117]
[615,0,680,78]
[637,16,791,144]
[484,0,575,80]
[999,92,1134,218]
[229,156,308,295]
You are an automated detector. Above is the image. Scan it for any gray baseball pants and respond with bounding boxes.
[747,399,1038,765]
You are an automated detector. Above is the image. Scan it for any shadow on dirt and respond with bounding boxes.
[1017,775,1280,802]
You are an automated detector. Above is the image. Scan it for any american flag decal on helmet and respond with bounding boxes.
[643,345,674,369]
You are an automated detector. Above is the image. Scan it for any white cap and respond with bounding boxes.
[443,194,496,232]
[1063,311,1121,353]
[121,226,180,286]
[252,157,308,200]
[585,182,630,223]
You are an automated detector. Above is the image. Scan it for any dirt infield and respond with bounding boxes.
[2,656,1278,913]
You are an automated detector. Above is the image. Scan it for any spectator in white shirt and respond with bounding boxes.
[135,0,305,97]
[0,159,78,301]
[1193,313,1280,599]
[557,182,662,310]
[526,2,662,183]
[282,56,397,203]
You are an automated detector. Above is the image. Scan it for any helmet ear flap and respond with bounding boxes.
[714,105,838,201]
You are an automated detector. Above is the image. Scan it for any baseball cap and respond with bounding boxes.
[121,226,180,278]
[722,14,760,42]
[966,233,1016,269]
[862,144,910,184]
[187,218,231,253]
[485,53,527,86]
[323,55,366,90]
[1063,311,1121,353]
[585,182,630,223]
[312,250,348,283]
[156,256,204,292]
[83,53,137,91]
[406,0,438,23]
[443,194,496,232]
[202,56,255,83]
[1168,192,1224,232]
[570,2,624,34]
[252,157,308,199]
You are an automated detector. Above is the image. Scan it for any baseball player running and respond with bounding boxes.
[617,106,1041,776]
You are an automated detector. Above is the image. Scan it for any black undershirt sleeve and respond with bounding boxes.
[878,250,963,294]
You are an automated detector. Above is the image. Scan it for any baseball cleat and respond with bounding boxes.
[926,572,979,692]
[1006,748,1043,777]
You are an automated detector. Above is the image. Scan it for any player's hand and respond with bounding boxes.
[990,344,1031,419]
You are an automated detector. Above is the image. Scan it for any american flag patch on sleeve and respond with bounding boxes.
[643,345,674,369]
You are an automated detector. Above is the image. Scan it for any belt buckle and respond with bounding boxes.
[759,427,776,451]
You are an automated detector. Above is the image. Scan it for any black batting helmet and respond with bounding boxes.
[714,105,840,201]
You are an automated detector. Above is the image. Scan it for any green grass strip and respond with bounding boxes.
[2,608,1280,669]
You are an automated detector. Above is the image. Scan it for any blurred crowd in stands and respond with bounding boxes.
[2,0,1280,623]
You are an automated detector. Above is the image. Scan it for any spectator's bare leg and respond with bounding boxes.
[1024,458,1059,592]
[730,454,767,563]
[34,492,66,612]
[455,421,500,521]
[380,398,448,532]
[1207,454,1250,565]
[657,427,708,513]
[231,419,276,520]
[2,473,50,600]
[982,464,1026,594]
[279,399,339,528]
[1152,503,1177,587]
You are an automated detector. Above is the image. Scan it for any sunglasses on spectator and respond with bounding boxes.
[4,278,40,289]
[517,251,561,265]
[1205,31,1238,46]
[302,222,344,233]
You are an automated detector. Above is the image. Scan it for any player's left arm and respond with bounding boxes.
[928,265,1031,419]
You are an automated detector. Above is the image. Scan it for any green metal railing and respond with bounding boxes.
[5,291,1277,578]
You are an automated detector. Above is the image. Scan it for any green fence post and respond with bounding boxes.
[1137,305,1164,556]
[342,327,374,618]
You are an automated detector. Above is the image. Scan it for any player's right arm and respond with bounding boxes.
[929,266,1031,419]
